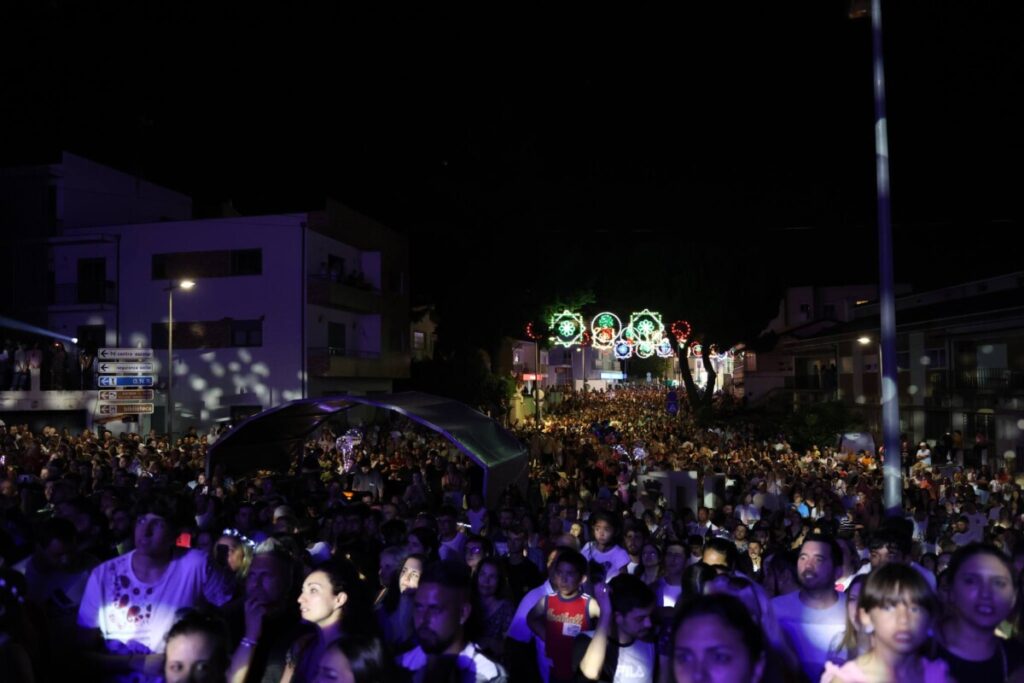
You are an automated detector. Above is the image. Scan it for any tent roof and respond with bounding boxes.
[206,392,528,501]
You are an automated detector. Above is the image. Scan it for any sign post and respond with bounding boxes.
[96,349,155,423]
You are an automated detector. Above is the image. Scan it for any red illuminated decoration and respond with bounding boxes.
[670,320,692,342]
[525,322,544,341]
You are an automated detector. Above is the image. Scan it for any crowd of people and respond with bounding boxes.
[1,384,1023,682]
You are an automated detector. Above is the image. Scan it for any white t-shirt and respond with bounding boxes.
[508,579,556,683]
[581,543,631,579]
[400,642,507,683]
[772,591,847,682]
[614,639,656,683]
[78,549,234,683]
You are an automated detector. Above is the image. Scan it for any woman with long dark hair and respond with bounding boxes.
[283,560,374,683]
[936,543,1024,681]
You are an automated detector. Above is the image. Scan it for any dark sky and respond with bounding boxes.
[3,2,1022,346]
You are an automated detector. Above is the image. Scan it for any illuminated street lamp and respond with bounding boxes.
[165,279,196,441]
[857,336,872,345]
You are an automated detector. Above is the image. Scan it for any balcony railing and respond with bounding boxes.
[307,347,410,379]
[50,281,116,306]
[307,275,381,313]
[954,368,1024,393]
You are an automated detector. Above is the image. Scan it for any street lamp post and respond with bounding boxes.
[165,279,195,442]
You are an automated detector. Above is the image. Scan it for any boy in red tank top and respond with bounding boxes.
[528,548,601,683]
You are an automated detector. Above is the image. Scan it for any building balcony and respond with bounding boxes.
[307,275,381,314]
[953,368,1024,393]
[49,281,117,308]
[307,347,410,379]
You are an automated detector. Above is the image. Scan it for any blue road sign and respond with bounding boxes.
[97,376,155,387]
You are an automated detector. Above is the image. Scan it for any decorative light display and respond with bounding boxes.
[525,322,544,341]
[690,341,703,358]
[614,340,633,360]
[548,309,585,347]
[636,340,655,359]
[670,320,692,342]
[656,338,675,358]
[628,309,665,343]
[590,312,622,350]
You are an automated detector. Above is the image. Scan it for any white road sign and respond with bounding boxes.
[98,348,154,361]
[98,362,156,374]
[98,389,155,401]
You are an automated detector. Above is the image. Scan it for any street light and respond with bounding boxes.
[165,279,196,442]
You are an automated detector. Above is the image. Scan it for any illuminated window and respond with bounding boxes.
[413,331,425,350]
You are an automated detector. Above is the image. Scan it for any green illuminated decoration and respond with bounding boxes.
[549,309,585,347]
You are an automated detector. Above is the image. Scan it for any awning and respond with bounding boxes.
[206,391,528,506]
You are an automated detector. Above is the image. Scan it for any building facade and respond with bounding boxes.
[743,274,1024,466]
[1,155,409,434]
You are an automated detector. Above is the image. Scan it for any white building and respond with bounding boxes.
[41,201,409,433]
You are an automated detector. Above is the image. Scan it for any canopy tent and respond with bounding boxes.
[206,391,528,506]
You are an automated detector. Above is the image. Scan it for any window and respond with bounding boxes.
[924,348,947,368]
[151,319,261,349]
[152,249,263,280]
[231,319,263,347]
[327,322,347,353]
[230,249,262,276]
[413,331,426,350]
[77,257,107,304]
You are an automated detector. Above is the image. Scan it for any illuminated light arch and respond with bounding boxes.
[670,320,692,342]
[628,309,665,343]
[590,312,622,350]
[689,341,703,358]
[549,309,585,347]
[656,338,675,358]
[635,340,655,359]
[614,340,633,360]
[525,322,544,341]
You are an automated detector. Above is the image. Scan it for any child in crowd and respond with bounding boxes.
[821,563,948,683]
[527,548,600,683]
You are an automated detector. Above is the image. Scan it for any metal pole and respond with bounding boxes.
[535,342,541,422]
[872,0,902,516]
[167,286,174,442]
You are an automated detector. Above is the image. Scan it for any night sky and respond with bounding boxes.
[3,2,1022,349]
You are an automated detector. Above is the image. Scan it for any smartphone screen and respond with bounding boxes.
[176,532,193,548]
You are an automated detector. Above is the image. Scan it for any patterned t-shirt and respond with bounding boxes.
[77,549,234,683]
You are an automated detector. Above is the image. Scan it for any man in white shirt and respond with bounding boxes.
[772,537,847,682]
[573,575,656,683]
[399,560,507,683]
[77,498,235,683]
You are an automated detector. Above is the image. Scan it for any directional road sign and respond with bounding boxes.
[98,403,155,415]
[98,362,156,374]
[99,348,154,361]
[98,376,155,387]
[98,389,155,401]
